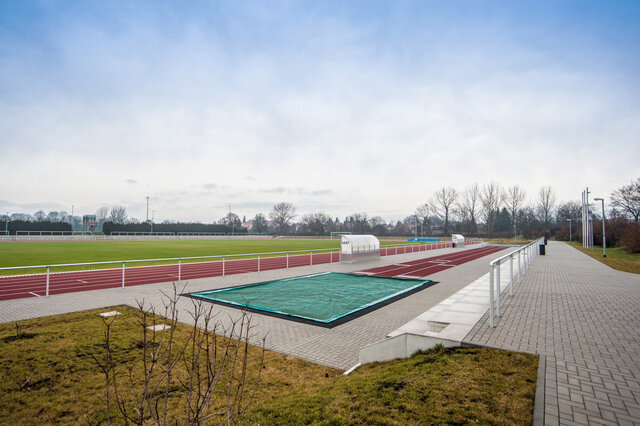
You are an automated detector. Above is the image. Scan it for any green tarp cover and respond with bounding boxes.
[189,272,430,323]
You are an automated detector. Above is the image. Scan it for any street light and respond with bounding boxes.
[594,198,606,258]
[567,218,572,242]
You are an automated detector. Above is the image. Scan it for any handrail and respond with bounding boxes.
[488,237,545,327]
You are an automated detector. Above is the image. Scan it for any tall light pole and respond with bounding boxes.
[5,211,8,234]
[594,198,606,258]
[567,218,572,242]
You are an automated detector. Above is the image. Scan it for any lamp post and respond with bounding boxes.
[567,218,572,242]
[594,198,606,258]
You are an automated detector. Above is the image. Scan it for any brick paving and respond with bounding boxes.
[0,245,505,370]
[464,241,640,425]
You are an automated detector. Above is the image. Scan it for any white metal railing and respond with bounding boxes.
[488,237,545,327]
[0,240,470,297]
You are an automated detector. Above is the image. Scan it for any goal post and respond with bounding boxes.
[331,231,352,240]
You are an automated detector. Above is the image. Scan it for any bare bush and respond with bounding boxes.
[92,284,266,425]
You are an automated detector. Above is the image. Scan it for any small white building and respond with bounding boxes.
[340,234,380,263]
[451,234,465,248]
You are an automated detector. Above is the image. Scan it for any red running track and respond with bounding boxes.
[0,241,481,301]
[352,245,507,279]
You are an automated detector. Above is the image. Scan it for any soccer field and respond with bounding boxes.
[0,238,422,269]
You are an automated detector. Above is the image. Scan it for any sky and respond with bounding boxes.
[1,1,639,223]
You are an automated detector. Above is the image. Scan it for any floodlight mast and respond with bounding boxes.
[594,198,606,258]
[567,218,572,242]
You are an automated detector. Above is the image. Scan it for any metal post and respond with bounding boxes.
[122,261,125,288]
[222,257,225,276]
[46,266,50,297]
[310,251,313,265]
[594,198,606,257]
[330,249,333,263]
[496,261,501,317]
[517,250,521,283]
[178,258,181,281]
[286,253,289,269]
[258,255,261,272]
[509,254,514,296]
[489,264,495,328]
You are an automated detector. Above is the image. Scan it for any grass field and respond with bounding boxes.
[566,242,640,274]
[0,238,427,273]
[0,305,538,424]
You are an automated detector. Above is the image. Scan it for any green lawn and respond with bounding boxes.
[0,238,429,275]
[0,306,538,425]
[566,242,640,274]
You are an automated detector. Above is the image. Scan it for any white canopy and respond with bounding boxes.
[341,234,380,255]
[451,234,465,243]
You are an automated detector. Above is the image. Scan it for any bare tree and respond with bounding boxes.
[537,186,556,228]
[369,216,387,235]
[34,210,46,222]
[415,203,430,237]
[251,213,268,233]
[480,182,502,237]
[301,212,332,235]
[611,178,640,223]
[269,202,296,234]
[457,184,480,235]
[96,206,110,222]
[504,185,526,237]
[108,206,128,224]
[430,187,458,236]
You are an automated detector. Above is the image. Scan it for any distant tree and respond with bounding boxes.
[252,213,268,233]
[269,202,296,234]
[96,206,110,222]
[537,186,556,228]
[11,213,33,221]
[415,204,430,237]
[610,178,640,223]
[494,207,512,234]
[430,187,459,236]
[301,212,332,235]
[34,210,46,222]
[503,185,526,237]
[369,216,387,236]
[219,212,242,233]
[555,201,581,224]
[347,213,371,234]
[108,206,128,224]
[480,182,502,237]
[457,184,480,235]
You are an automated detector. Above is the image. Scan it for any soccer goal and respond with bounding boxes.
[331,231,352,239]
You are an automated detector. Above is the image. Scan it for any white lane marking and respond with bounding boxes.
[29,292,41,297]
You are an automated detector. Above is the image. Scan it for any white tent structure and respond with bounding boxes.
[340,234,380,263]
[451,234,465,248]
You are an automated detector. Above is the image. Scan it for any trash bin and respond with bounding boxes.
[539,244,545,255]
[544,236,548,245]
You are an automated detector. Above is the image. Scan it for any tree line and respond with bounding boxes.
[3,179,638,251]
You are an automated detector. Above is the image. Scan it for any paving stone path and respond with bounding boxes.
[464,241,640,426]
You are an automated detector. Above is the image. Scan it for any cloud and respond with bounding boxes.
[126,179,138,184]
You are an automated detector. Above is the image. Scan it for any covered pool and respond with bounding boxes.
[188,272,432,324]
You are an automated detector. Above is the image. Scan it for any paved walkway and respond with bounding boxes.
[464,241,640,426]
[0,245,506,370]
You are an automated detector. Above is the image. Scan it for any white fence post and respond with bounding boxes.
[46,266,50,297]
[222,257,225,276]
[178,258,181,282]
[518,251,521,283]
[258,255,261,272]
[286,253,289,269]
[496,261,501,317]
[310,251,313,266]
[122,261,125,288]
[509,255,514,296]
[489,264,495,328]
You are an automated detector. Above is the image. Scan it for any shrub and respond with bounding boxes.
[619,223,640,253]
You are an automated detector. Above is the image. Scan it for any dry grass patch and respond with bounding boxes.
[0,306,537,425]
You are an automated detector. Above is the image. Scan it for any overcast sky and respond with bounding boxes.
[1,1,639,223]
